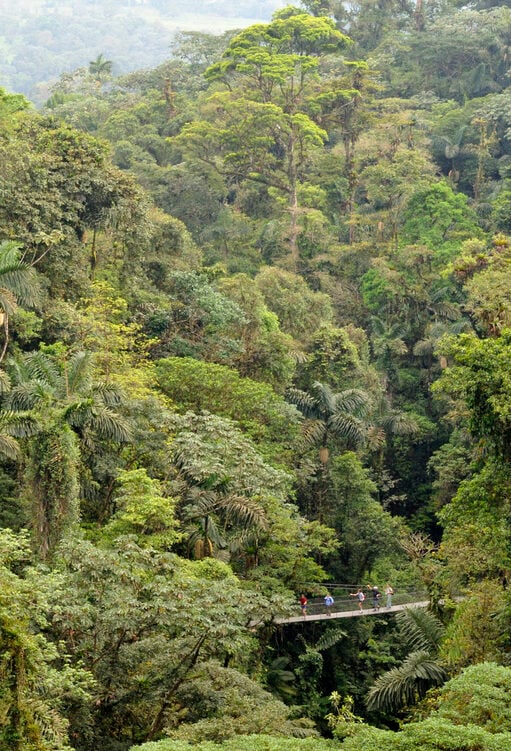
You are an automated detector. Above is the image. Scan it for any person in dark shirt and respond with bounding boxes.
[367,584,381,610]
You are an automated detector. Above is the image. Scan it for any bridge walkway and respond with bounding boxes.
[275,599,430,624]
[250,591,432,627]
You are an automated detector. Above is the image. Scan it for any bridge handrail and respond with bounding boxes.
[299,589,428,616]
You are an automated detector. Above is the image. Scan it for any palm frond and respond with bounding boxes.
[396,607,445,652]
[328,413,366,445]
[366,649,446,712]
[0,266,39,307]
[183,491,219,520]
[63,399,93,427]
[0,241,23,270]
[311,381,336,415]
[87,405,132,443]
[333,388,369,415]
[187,515,226,550]
[0,411,40,438]
[315,627,346,651]
[92,381,124,407]
[286,387,317,417]
[0,369,11,394]
[433,301,461,321]
[413,338,434,358]
[301,419,327,449]
[382,411,420,437]
[67,351,93,394]
[0,288,17,316]
[0,434,20,459]
[6,381,47,410]
[216,494,268,531]
[24,351,60,389]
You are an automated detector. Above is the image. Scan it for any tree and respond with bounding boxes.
[175,12,350,267]
[155,356,300,459]
[102,468,182,549]
[0,115,148,297]
[169,411,288,560]
[255,267,334,343]
[167,411,336,584]
[313,60,377,243]
[437,461,511,586]
[6,347,131,558]
[434,330,511,461]
[88,53,113,81]
[328,451,404,580]
[0,529,93,750]
[144,270,247,364]
[287,380,369,464]
[215,274,296,391]
[0,241,40,362]
[132,735,336,751]
[366,607,447,713]
[49,536,296,747]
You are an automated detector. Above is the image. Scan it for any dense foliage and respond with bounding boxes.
[2,0,511,748]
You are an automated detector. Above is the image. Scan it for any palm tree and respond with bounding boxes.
[287,381,370,464]
[0,241,39,362]
[366,607,447,713]
[287,381,370,521]
[88,53,113,82]
[0,368,39,458]
[7,349,131,558]
[178,478,268,560]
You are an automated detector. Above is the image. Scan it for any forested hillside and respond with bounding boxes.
[2,1,511,749]
[0,0,285,103]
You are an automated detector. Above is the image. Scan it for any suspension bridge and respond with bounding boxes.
[251,590,433,627]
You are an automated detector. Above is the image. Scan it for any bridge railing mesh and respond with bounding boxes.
[298,590,428,617]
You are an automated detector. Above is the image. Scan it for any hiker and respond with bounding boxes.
[385,583,394,609]
[350,588,365,611]
[367,584,381,610]
[324,593,334,615]
[300,594,308,617]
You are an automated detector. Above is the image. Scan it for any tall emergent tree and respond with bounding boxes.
[175,10,350,268]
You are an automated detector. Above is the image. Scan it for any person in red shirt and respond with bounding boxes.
[300,594,308,617]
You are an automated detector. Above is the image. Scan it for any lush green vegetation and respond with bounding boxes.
[2,0,511,748]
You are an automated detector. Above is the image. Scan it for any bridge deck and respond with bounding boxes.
[274,600,430,624]
[249,592,432,627]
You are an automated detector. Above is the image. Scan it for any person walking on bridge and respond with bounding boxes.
[324,593,334,615]
[300,594,308,617]
[385,583,394,609]
[367,584,381,610]
[350,588,365,611]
